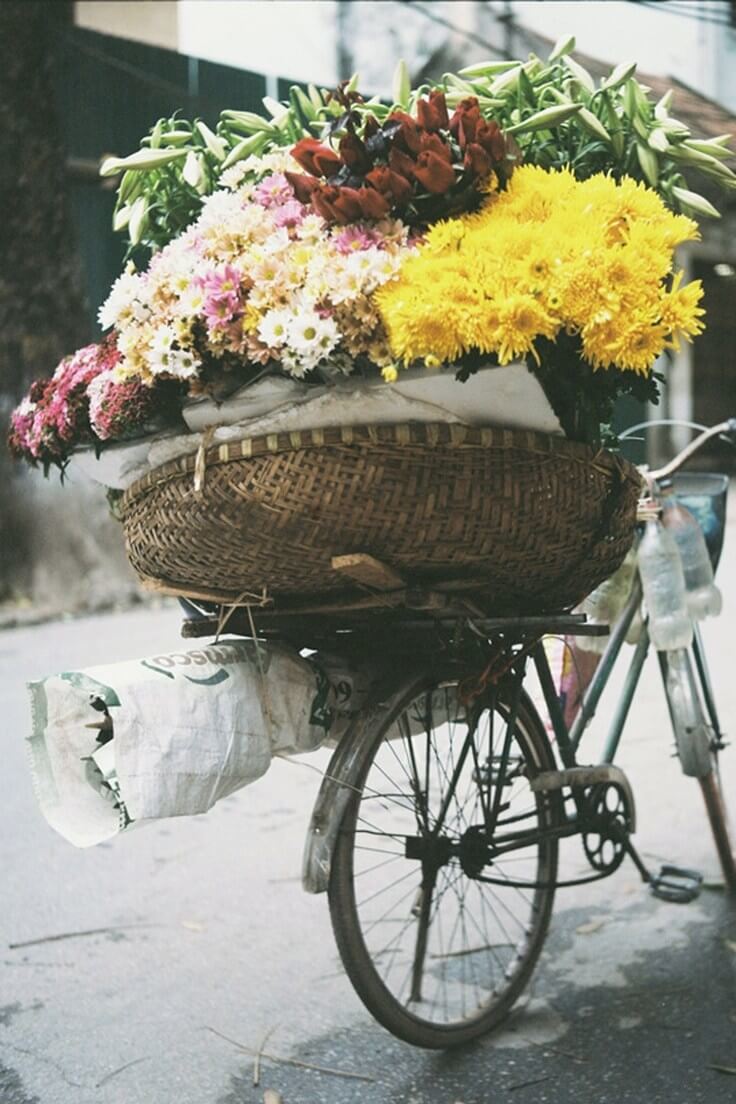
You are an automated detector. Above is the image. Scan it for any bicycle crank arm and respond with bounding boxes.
[530,765,636,831]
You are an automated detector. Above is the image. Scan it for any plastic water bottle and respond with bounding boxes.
[576,547,637,654]
[659,481,722,620]
[637,519,693,650]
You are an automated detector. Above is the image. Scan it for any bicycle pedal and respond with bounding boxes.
[650,864,703,903]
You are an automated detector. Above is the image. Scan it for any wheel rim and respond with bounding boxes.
[339,680,556,1031]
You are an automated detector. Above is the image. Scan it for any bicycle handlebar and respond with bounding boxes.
[647,418,736,483]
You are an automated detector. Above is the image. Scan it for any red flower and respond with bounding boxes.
[311,184,364,224]
[476,119,506,162]
[416,90,449,132]
[387,111,422,155]
[388,147,417,181]
[464,142,492,177]
[357,187,391,219]
[339,132,373,174]
[291,137,342,178]
[284,172,318,203]
[413,150,456,194]
[363,115,380,139]
[449,98,482,149]
[365,166,413,205]
[418,131,452,162]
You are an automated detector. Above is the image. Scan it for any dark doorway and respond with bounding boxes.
[691,257,736,471]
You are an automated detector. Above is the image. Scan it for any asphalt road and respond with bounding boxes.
[1,558,736,1104]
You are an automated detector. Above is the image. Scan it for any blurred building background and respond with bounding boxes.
[2,0,736,616]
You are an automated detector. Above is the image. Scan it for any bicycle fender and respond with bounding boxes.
[301,672,422,895]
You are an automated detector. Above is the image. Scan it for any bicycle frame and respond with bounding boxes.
[303,426,734,894]
[532,578,646,770]
[533,575,724,779]
[303,570,727,896]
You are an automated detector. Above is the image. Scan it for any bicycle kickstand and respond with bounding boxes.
[625,840,703,904]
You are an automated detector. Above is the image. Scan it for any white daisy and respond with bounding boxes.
[258,308,292,348]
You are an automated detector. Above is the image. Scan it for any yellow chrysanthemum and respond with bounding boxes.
[658,273,705,350]
[241,304,262,335]
[375,164,705,377]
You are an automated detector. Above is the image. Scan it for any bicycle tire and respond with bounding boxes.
[328,668,560,1049]
[692,630,736,890]
[699,769,736,891]
[662,637,736,891]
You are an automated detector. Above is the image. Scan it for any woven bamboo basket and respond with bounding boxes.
[119,423,642,616]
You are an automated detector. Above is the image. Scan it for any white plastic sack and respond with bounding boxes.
[27,639,341,848]
[69,363,562,489]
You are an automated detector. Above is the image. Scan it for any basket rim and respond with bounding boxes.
[121,421,643,506]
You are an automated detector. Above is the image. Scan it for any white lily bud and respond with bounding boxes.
[600,61,637,91]
[672,186,721,219]
[128,196,148,245]
[392,60,410,108]
[221,110,277,134]
[262,96,289,120]
[648,128,670,153]
[506,102,583,135]
[99,148,187,177]
[563,55,595,94]
[182,150,203,189]
[221,131,268,169]
[196,121,227,161]
[548,34,576,62]
[113,204,131,231]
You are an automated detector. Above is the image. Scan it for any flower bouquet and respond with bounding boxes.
[8,39,735,611]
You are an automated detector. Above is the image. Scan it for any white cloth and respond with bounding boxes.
[70,364,562,489]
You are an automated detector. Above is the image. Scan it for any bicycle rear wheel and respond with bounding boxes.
[328,669,560,1049]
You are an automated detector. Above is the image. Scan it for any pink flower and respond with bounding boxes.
[273,199,306,228]
[332,225,381,254]
[202,293,240,331]
[254,173,293,208]
[197,263,242,299]
[7,334,122,467]
[89,373,159,441]
[197,265,243,331]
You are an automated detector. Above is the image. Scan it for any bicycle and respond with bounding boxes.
[182,418,736,1050]
[300,419,736,1049]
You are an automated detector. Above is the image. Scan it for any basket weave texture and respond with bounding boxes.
[120,423,642,615]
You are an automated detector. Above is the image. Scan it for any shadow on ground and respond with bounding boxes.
[219,894,736,1104]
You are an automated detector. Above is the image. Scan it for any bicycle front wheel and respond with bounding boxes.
[328,669,560,1049]
[661,634,736,891]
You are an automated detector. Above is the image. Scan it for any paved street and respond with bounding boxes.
[1,547,736,1103]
